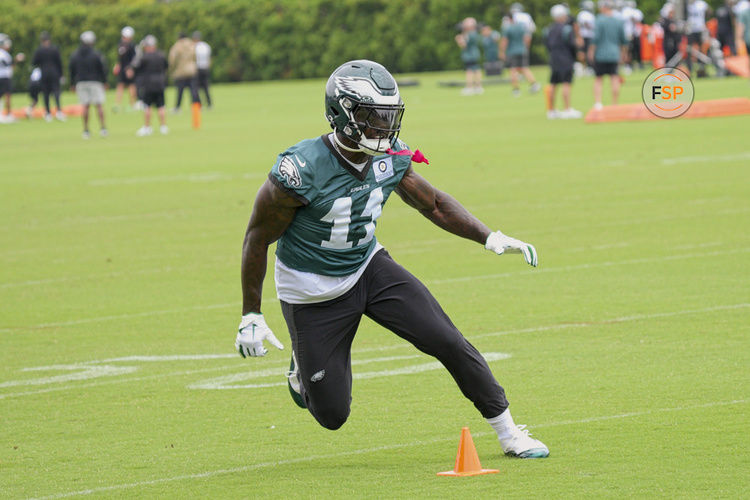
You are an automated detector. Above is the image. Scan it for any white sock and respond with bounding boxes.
[486,408,516,439]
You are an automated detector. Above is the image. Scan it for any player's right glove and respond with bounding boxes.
[235,312,284,358]
[485,230,538,267]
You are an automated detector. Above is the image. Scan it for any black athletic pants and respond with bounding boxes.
[280,249,508,430]
[41,76,61,115]
[174,76,200,108]
[197,69,212,107]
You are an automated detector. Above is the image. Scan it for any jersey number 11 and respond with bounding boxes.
[320,187,383,249]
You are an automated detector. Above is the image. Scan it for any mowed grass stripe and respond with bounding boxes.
[1,302,746,400]
[29,398,748,500]
[2,247,748,332]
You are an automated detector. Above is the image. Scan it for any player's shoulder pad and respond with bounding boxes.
[269,138,326,204]
[391,138,410,153]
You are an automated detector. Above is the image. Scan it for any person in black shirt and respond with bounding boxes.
[544,4,583,119]
[128,35,168,136]
[113,26,137,112]
[69,31,107,139]
[32,31,65,121]
[716,0,736,55]
[659,4,682,66]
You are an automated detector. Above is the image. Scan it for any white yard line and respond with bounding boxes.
[30,398,748,500]
[1,303,745,400]
[661,151,750,165]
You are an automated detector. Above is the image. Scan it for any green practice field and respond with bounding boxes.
[2,68,749,499]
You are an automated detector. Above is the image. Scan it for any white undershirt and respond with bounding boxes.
[274,133,378,304]
[275,242,383,304]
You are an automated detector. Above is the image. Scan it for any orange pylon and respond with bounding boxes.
[437,427,499,477]
[192,102,201,129]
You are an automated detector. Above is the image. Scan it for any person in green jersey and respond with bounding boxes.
[588,0,627,108]
[455,17,484,95]
[500,14,541,96]
[481,24,503,76]
[236,60,549,459]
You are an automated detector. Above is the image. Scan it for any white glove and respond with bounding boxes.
[235,313,284,357]
[485,230,538,267]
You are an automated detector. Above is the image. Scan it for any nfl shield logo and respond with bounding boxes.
[373,157,394,183]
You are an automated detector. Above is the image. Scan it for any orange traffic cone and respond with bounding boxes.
[437,427,499,477]
[544,84,553,112]
[192,102,201,129]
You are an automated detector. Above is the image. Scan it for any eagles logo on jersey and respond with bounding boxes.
[278,156,302,188]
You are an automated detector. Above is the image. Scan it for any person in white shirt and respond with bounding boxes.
[0,34,24,123]
[192,31,212,108]
[511,3,537,33]
[577,0,597,68]
[687,0,711,75]
[734,0,750,14]
[622,0,644,69]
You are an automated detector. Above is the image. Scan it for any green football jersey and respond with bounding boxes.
[461,31,481,63]
[269,134,412,276]
[503,23,528,56]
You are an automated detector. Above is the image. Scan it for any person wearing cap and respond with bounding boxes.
[192,31,212,108]
[588,0,627,109]
[545,5,583,119]
[0,34,24,123]
[69,31,108,139]
[113,26,137,112]
[168,32,200,112]
[127,35,169,137]
[455,17,483,95]
[32,31,65,121]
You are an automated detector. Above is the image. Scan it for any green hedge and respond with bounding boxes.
[4,0,669,90]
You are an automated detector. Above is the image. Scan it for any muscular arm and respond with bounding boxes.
[395,166,490,245]
[241,179,302,315]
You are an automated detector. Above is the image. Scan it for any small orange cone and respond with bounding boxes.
[437,427,499,477]
[192,102,202,129]
[544,84,553,111]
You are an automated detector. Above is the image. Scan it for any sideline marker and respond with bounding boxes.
[437,427,499,477]
[192,102,201,129]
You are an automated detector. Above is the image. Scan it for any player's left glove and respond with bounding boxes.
[235,312,284,358]
[485,230,538,267]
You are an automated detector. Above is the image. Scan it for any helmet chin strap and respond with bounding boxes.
[333,132,364,153]
[334,131,388,156]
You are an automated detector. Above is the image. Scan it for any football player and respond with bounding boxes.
[236,60,548,459]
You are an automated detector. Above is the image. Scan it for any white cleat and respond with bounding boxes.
[56,111,67,122]
[159,125,169,135]
[285,351,306,409]
[136,126,153,137]
[558,108,583,119]
[499,424,549,458]
[593,102,603,111]
[547,110,559,120]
